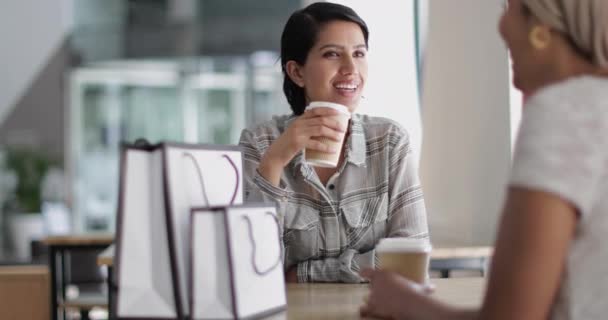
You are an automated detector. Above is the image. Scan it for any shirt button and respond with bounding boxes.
[328,184,335,190]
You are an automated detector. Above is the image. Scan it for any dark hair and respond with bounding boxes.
[280,2,369,115]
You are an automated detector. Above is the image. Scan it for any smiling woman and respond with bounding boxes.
[283,19,368,113]
[239,2,430,284]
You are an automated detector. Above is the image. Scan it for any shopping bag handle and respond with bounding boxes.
[242,211,283,276]
[182,152,240,205]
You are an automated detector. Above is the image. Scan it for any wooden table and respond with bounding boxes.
[98,246,486,319]
[0,266,50,320]
[264,278,485,319]
[96,246,114,267]
[43,234,113,320]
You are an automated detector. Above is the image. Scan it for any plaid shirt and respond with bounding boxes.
[239,113,429,283]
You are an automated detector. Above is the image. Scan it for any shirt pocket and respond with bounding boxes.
[341,195,388,252]
[283,204,320,263]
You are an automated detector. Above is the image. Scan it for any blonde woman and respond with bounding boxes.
[361,0,608,319]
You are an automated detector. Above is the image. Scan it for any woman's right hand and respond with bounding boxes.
[360,269,443,320]
[258,107,347,186]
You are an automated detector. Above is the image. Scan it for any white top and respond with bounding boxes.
[510,76,608,320]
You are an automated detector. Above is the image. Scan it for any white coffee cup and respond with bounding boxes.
[376,238,432,284]
[304,101,351,168]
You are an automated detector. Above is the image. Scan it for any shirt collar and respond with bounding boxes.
[346,113,367,166]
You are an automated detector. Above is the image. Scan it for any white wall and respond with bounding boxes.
[0,0,70,126]
[420,0,512,246]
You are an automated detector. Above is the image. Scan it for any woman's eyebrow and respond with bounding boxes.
[318,44,367,51]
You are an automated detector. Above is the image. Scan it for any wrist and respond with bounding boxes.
[261,150,286,171]
[258,147,289,187]
[264,144,293,168]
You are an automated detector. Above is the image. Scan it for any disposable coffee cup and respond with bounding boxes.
[304,101,351,168]
[376,238,432,284]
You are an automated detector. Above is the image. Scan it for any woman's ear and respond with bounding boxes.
[285,61,305,88]
[529,25,552,50]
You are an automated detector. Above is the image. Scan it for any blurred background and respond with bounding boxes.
[0,0,520,263]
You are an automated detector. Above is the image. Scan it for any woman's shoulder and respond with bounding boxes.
[354,114,410,142]
[522,76,608,136]
[240,114,294,142]
[527,76,608,111]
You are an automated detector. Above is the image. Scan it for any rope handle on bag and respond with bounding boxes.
[242,211,283,276]
[182,152,240,205]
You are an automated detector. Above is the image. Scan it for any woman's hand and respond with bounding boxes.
[360,269,443,320]
[259,107,347,186]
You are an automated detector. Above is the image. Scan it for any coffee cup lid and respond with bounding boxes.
[307,101,351,116]
[376,238,432,253]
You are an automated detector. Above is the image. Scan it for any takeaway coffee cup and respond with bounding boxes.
[304,101,351,168]
[376,238,432,284]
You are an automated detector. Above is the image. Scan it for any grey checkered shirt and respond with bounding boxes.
[239,113,429,283]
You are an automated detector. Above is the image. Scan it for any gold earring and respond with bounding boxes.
[529,26,551,50]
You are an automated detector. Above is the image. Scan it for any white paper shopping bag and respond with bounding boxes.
[190,205,286,320]
[115,142,243,319]
[164,143,243,317]
[115,144,179,319]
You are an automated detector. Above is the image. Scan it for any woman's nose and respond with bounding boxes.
[339,56,357,75]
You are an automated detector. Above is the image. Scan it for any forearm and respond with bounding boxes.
[476,189,575,320]
[258,151,286,187]
[296,249,371,283]
[240,129,292,189]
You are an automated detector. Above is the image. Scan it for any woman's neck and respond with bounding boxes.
[527,44,599,94]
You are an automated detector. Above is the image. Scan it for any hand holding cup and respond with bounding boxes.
[258,103,347,186]
[264,101,350,169]
[303,102,351,168]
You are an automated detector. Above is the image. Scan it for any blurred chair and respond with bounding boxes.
[60,249,108,320]
[32,239,49,264]
[43,235,112,320]
[430,246,493,278]
[31,239,107,319]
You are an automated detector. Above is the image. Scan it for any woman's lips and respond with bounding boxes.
[333,81,360,97]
